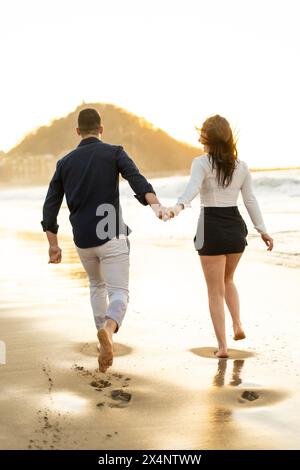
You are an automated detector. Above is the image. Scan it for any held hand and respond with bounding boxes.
[166,204,184,218]
[48,245,62,263]
[151,204,170,221]
[261,233,273,251]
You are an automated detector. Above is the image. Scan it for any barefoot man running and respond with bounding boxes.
[41,108,165,372]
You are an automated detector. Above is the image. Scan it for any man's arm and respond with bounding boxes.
[46,231,62,263]
[145,192,168,220]
[116,147,168,219]
[116,147,157,204]
[41,161,64,263]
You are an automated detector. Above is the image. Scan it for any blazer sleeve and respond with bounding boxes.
[116,147,155,206]
[41,160,65,233]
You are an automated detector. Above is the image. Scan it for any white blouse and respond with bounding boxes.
[177,154,267,234]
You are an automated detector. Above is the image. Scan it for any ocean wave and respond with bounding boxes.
[253,176,300,196]
[1,171,300,202]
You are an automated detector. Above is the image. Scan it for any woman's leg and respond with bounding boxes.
[200,255,227,357]
[224,253,245,340]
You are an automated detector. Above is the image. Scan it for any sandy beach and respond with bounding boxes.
[1,225,300,450]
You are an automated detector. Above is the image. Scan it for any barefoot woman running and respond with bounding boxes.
[169,115,273,358]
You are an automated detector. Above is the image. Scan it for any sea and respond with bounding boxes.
[0,169,299,268]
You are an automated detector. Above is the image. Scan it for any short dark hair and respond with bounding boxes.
[78,108,101,134]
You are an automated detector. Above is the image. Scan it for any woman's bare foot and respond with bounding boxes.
[233,324,246,341]
[97,320,117,373]
[214,346,229,358]
[234,331,246,341]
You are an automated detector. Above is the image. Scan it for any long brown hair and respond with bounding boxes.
[199,115,238,187]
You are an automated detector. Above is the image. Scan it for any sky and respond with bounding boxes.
[0,0,299,167]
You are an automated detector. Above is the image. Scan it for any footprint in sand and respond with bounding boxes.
[240,390,259,402]
[109,389,132,407]
[72,363,132,409]
[73,364,94,377]
[233,387,289,407]
[97,390,132,409]
[90,379,112,390]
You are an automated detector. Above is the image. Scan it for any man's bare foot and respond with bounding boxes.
[214,348,229,359]
[233,326,246,341]
[97,328,114,373]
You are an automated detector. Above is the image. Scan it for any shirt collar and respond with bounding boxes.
[77,137,101,147]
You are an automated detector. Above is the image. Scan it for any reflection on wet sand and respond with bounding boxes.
[201,356,290,449]
[207,360,245,447]
[209,356,289,408]
[213,359,245,388]
[230,359,244,386]
[204,361,238,448]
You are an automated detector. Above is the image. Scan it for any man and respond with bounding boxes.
[41,108,166,373]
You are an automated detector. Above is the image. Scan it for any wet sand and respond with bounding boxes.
[0,230,300,449]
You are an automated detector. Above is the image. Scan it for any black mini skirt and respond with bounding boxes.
[194,206,248,256]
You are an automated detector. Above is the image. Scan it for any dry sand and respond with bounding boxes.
[0,229,300,449]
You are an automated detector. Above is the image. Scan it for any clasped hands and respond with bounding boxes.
[151,203,184,221]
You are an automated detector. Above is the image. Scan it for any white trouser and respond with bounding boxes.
[76,237,130,331]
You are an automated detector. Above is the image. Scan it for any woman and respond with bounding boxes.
[169,115,273,358]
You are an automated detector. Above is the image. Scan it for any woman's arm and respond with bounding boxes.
[241,164,273,250]
[166,158,205,218]
[241,164,267,234]
[177,158,206,206]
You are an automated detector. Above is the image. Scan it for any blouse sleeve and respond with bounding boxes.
[241,163,267,234]
[177,158,206,207]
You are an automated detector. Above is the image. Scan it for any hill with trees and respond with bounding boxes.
[1,103,201,183]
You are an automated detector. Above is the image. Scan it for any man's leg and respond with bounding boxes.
[76,246,108,331]
[97,238,130,373]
